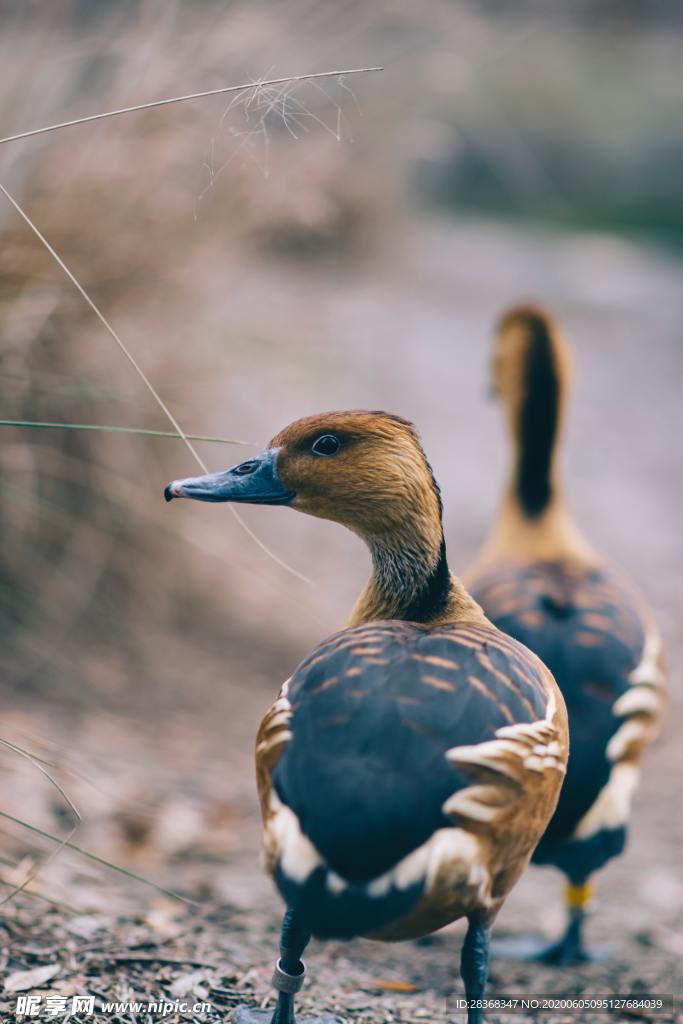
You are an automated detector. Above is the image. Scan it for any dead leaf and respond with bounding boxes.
[153,799,205,855]
[372,979,418,993]
[144,900,184,939]
[170,969,209,998]
[5,964,60,992]
[65,914,113,939]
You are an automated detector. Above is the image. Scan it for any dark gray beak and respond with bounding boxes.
[164,448,295,505]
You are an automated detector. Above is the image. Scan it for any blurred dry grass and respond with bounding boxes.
[0,1,393,709]
[2,0,682,705]
[0,0,681,936]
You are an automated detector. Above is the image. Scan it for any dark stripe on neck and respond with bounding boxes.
[368,450,451,624]
[403,456,449,622]
[402,537,451,622]
[517,314,560,518]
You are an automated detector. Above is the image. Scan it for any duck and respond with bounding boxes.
[465,305,666,964]
[165,410,568,1024]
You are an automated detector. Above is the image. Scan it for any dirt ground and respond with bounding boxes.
[1,217,682,1022]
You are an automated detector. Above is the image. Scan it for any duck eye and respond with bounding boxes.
[233,460,258,475]
[311,434,340,457]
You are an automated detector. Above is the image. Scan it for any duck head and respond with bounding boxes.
[165,410,442,545]
[490,303,571,435]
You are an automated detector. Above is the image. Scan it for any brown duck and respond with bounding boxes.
[166,410,568,1023]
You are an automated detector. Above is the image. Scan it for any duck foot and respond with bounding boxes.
[233,1007,342,1024]
[490,933,609,965]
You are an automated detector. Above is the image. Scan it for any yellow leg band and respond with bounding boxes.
[565,882,594,910]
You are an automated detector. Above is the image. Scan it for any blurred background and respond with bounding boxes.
[0,0,681,1017]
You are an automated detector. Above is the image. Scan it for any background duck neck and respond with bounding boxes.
[474,487,597,570]
[511,322,563,519]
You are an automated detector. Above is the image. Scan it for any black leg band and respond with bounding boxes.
[272,958,306,994]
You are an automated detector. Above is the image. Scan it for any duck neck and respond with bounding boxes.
[485,312,595,566]
[506,407,564,530]
[487,486,594,566]
[347,520,479,628]
[511,315,563,520]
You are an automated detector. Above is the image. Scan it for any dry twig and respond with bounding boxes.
[0,738,81,907]
[0,811,198,906]
[0,68,382,147]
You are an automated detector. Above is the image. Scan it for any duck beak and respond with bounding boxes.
[164,448,295,505]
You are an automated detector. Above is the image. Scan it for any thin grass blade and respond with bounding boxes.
[0,420,255,446]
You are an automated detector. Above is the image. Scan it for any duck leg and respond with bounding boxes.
[535,882,608,965]
[234,909,339,1024]
[535,904,589,965]
[269,908,311,1024]
[490,881,608,964]
[460,915,490,1024]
